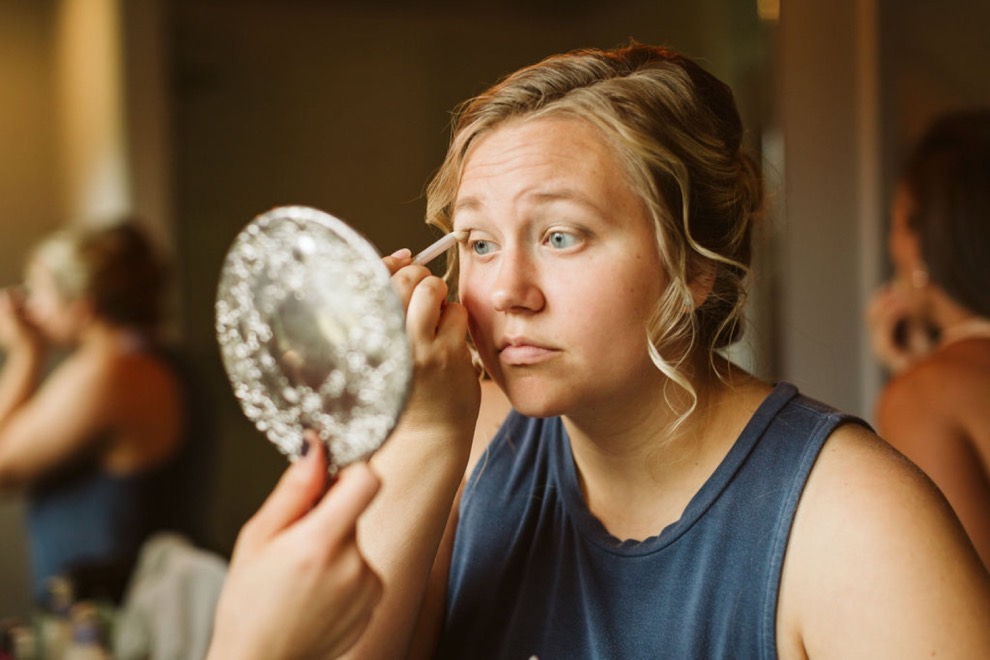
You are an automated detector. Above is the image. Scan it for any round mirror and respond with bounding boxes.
[215,206,412,473]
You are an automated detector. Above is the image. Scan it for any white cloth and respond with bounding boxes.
[113,532,227,660]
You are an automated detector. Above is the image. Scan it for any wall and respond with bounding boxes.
[775,0,883,417]
[0,0,60,618]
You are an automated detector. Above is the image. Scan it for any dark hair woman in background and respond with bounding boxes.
[869,107,990,569]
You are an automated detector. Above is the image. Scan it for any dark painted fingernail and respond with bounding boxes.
[300,439,311,457]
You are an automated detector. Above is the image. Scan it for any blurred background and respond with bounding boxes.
[1,0,988,616]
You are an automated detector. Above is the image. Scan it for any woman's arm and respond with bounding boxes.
[0,288,44,427]
[340,255,482,659]
[0,288,118,489]
[0,346,116,489]
[406,379,513,659]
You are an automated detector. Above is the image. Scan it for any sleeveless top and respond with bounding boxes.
[25,346,217,605]
[439,382,865,659]
[27,461,151,603]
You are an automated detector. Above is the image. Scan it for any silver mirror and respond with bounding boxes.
[215,206,413,473]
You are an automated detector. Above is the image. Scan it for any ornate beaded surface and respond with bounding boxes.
[215,206,412,472]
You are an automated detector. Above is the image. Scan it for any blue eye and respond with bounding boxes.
[471,239,495,256]
[547,231,579,249]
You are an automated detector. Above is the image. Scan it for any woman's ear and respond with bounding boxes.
[688,260,716,309]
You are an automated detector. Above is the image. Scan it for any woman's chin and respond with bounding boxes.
[502,385,571,419]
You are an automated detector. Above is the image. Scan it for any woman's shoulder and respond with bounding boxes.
[776,420,990,657]
[95,339,182,389]
[887,337,990,396]
[877,339,990,443]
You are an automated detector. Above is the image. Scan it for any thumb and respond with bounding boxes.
[301,461,381,542]
[243,435,328,545]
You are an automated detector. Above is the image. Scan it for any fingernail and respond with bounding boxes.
[390,248,412,260]
[300,438,311,457]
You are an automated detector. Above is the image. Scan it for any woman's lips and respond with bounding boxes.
[497,341,558,365]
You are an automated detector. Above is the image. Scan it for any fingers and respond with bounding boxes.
[435,301,470,339]
[301,461,381,541]
[239,435,327,548]
[382,249,412,275]
[406,276,449,340]
[390,263,433,311]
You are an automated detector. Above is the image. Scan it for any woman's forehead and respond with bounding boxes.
[456,117,635,207]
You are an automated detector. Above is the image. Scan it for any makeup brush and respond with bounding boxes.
[412,230,468,266]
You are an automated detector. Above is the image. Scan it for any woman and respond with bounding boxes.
[213,44,990,658]
[0,222,185,604]
[868,108,990,569]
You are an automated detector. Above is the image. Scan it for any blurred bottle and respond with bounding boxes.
[63,603,109,660]
[10,623,39,660]
[39,575,74,659]
[1,617,39,660]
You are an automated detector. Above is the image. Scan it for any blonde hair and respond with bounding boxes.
[426,44,763,420]
[31,221,167,330]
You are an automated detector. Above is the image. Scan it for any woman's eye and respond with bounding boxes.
[546,231,579,249]
[471,239,495,256]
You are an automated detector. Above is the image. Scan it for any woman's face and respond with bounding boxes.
[23,259,87,345]
[454,116,668,419]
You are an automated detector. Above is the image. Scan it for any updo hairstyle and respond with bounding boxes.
[425,43,764,409]
[30,221,167,331]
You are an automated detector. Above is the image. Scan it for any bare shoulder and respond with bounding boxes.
[889,339,990,405]
[877,342,990,463]
[778,422,990,659]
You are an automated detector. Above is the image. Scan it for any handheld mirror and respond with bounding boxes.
[215,206,413,473]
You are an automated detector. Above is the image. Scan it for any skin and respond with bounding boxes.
[228,115,990,658]
[339,252,482,659]
[207,436,383,660]
[0,259,183,488]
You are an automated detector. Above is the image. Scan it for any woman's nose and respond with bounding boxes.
[490,250,545,313]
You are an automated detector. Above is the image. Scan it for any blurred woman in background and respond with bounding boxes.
[0,221,186,604]
[868,107,990,568]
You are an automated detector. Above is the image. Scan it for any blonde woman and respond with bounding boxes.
[0,222,184,603]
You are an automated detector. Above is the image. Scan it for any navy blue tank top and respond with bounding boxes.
[27,463,149,603]
[439,383,864,659]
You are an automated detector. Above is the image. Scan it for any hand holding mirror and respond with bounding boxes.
[215,206,461,473]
